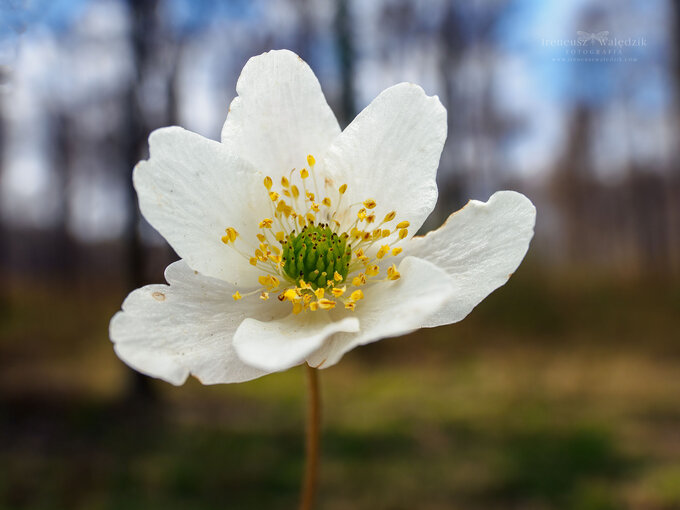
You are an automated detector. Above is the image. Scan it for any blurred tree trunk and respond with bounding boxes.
[669,0,680,275]
[51,112,77,281]
[122,0,161,401]
[335,0,355,127]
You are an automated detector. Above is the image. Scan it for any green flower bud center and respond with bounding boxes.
[282,224,351,288]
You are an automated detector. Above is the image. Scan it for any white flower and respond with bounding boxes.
[109,49,536,385]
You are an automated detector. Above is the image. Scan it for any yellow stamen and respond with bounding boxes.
[259,218,273,228]
[366,264,380,277]
[383,211,396,222]
[318,299,336,310]
[392,247,403,256]
[339,184,347,194]
[269,191,279,202]
[263,176,273,190]
[232,291,242,301]
[300,168,309,179]
[387,264,400,280]
[307,154,316,166]
[260,292,269,301]
[349,290,364,301]
[331,286,346,297]
[396,221,410,229]
[352,274,367,286]
[363,199,377,209]
[399,228,408,239]
[281,176,290,187]
[333,271,343,282]
[376,245,390,259]
[322,197,331,207]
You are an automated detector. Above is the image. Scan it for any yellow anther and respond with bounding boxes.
[357,208,367,220]
[283,288,299,301]
[339,184,347,194]
[372,229,382,239]
[258,234,268,243]
[269,191,279,202]
[322,197,331,207]
[318,299,336,310]
[291,185,300,198]
[363,199,377,209]
[366,214,375,224]
[387,264,400,280]
[331,286,346,297]
[309,301,319,311]
[399,228,408,239]
[314,288,325,299]
[259,218,273,229]
[303,293,313,304]
[221,227,239,244]
[366,264,380,276]
[232,291,242,301]
[263,176,273,190]
[305,213,315,223]
[258,275,280,289]
[283,189,291,197]
[382,229,391,237]
[362,232,371,241]
[349,290,364,301]
[383,211,396,222]
[396,221,410,229]
[306,191,315,201]
[292,302,304,314]
[311,202,320,212]
[376,245,390,259]
[281,176,289,187]
[345,302,356,311]
[352,274,367,286]
[298,216,306,227]
[334,271,343,282]
[392,247,403,256]
[249,257,257,266]
[300,168,309,179]
[275,231,285,242]
[260,292,269,301]
[270,254,281,264]
[299,280,312,290]
[307,154,316,166]
[271,245,281,255]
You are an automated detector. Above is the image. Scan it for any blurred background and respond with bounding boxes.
[1,0,679,509]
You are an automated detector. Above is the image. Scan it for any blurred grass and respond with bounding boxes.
[1,267,679,509]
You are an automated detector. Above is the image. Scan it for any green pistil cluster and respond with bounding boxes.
[282,223,351,288]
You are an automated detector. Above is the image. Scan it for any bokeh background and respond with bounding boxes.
[1,0,679,509]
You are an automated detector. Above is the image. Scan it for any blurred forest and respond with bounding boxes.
[1,0,680,509]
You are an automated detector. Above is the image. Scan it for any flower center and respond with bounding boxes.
[282,224,351,288]
[221,154,408,313]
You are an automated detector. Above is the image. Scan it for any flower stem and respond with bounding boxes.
[299,364,321,510]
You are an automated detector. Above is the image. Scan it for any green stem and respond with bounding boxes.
[299,365,321,510]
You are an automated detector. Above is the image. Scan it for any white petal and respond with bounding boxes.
[110,260,284,385]
[134,126,267,287]
[306,256,453,369]
[404,191,536,327]
[233,313,360,372]
[221,49,341,181]
[321,83,446,236]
